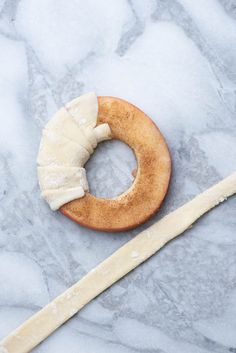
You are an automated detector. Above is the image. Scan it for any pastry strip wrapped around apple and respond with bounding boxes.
[37,92,111,211]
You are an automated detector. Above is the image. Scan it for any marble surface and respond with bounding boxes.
[0,0,236,352]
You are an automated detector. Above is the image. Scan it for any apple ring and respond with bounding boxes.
[61,96,171,232]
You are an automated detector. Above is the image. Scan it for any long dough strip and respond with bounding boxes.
[1,171,236,353]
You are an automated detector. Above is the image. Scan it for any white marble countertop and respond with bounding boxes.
[0,0,236,352]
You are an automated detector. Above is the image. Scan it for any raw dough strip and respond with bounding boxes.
[94,123,111,143]
[45,107,94,154]
[1,172,236,353]
[65,92,98,128]
[37,93,112,211]
[37,166,88,192]
[42,187,85,211]
[37,129,90,167]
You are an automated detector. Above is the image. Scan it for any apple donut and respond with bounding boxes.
[60,96,171,232]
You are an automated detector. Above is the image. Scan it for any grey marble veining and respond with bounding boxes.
[0,0,236,352]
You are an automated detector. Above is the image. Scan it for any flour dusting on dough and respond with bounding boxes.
[146,230,152,239]
[130,250,139,258]
[41,173,69,189]
[79,118,87,125]
[70,307,78,316]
